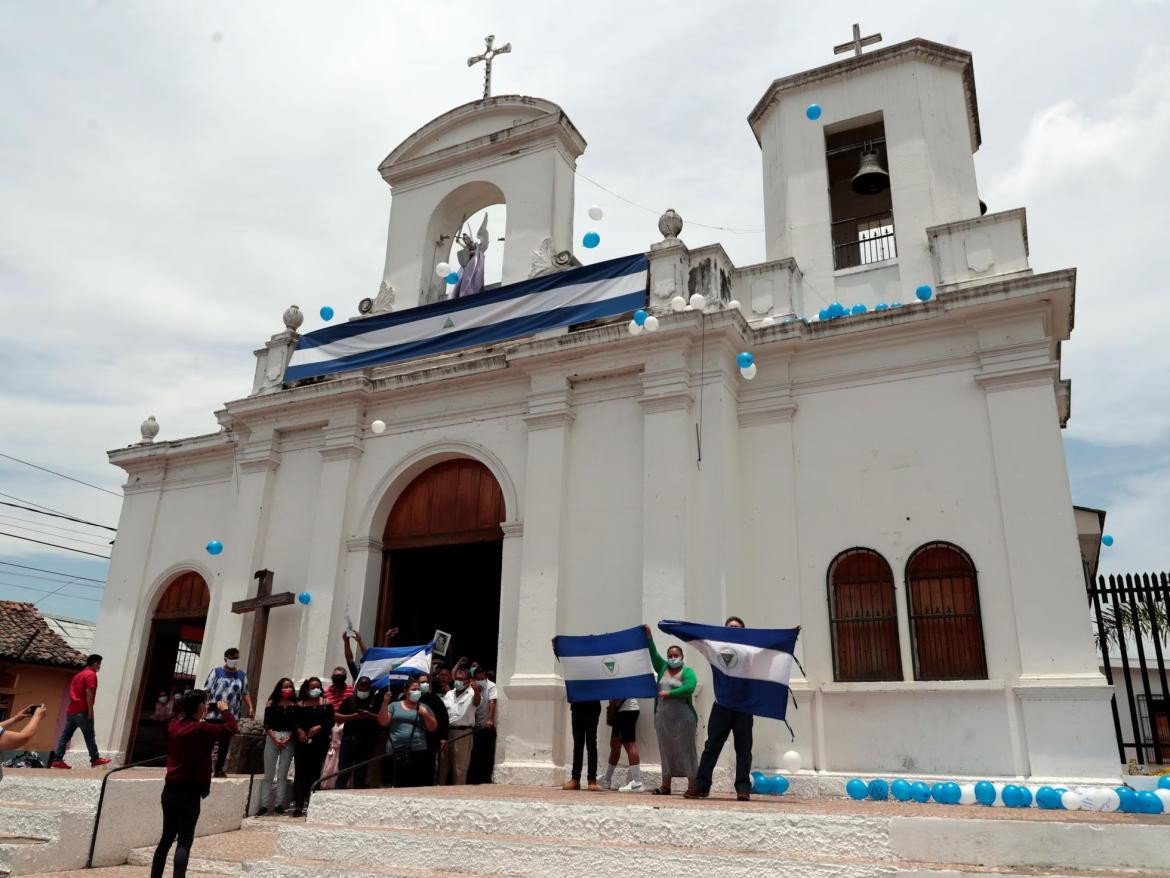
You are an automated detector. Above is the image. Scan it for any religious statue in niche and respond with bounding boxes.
[449,214,490,300]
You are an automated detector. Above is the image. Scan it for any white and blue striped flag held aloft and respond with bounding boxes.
[553,625,659,703]
[285,253,649,382]
[356,643,433,689]
[658,620,800,721]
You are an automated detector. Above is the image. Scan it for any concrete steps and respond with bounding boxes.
[0,798,95,876]
[125,828,274,876]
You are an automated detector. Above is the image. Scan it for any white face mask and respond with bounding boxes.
[225,658,239,669]
[158,695,168,703]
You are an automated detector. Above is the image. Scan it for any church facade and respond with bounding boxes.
[91,37,1119,782]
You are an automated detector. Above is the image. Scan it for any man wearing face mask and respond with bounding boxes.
[414,672,448,784]
[203,648,254,778]
[468,664,498,784]
[437,668,480,784]
[333,676,382,789]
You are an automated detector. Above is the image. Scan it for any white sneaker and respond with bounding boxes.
[618,779,644,792]
[596,778,612,791]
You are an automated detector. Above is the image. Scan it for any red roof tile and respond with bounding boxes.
[0,601,88,669]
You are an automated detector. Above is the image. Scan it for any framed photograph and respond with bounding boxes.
[432,629,452,657]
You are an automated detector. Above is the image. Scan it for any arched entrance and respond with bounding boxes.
[377,458,504,671]
[127,571,209,762]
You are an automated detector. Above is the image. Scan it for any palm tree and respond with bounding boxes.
[1096,602,1170,652]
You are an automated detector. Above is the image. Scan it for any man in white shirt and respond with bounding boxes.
[468,666,498,784]
[438,669,480,784]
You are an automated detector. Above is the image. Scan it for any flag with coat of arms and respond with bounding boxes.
[552,625,659,703]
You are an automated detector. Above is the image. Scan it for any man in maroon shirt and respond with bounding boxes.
[150,690,236,878]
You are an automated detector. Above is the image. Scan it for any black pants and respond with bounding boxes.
[695,703,753,794]
[150,784,201,878]
[468,726,496,784]
[570,701,601,782]
[336,735,375,790]
[292,737,329,808]
[390,749,430,788]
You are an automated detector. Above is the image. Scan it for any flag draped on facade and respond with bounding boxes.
[553,625,659,703]
[658,620,800,721]
[284,253,648,382]
[356,643,433,688]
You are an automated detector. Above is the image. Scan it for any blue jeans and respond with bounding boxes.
[54,711,100,762]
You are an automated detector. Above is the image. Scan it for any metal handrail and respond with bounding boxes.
[311,728,475,793]
[85,755,168,869]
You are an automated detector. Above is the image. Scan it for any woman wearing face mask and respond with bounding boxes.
[257,678,298,816]
[290,677,334,817]
[643,626,698,795]
[333,676,382,789]
[377,678,438,787]
[414,673,448,785]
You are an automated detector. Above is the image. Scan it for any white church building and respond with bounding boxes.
[90,35,1119,783]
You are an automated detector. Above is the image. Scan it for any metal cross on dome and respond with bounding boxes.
[468,34,511,100]
[833,22,882,58]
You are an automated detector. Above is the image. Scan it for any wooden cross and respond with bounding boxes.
[231,569,294,701]
[833,23,882,58]
[468,34,511,100]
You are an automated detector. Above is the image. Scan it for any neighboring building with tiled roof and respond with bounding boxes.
[0,601,87,669]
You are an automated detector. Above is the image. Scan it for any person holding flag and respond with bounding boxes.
[642,626,698,796]
[657,616,800,802]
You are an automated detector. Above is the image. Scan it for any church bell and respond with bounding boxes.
[851,147,890,196]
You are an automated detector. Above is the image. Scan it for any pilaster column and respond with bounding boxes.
[295,412,364,681]
[504,374,573,769]
[340,535,384,652]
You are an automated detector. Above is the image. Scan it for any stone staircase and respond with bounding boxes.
[0,776,101,876]
[225,787,1170,878]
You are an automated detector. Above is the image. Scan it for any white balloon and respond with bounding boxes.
[958,783,976,806]
[991,783,1006,807]
[761,316,775,327]
[683,305,694,311]
[1079,787,1116,812]
[740,363,757,380]
[1098,789,1121,813]
[436,262,451,277]
[627,320,643,336]
[689,293,707,310]
[1060,791,1082,811]
[588,205,604,221]
[727,299,741,311]
[1156,789,1170,811]
[370,419,386,434]
[643,315,659,332]
[781,750,801,773]
[670,296,687,312]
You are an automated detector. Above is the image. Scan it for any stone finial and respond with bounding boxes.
[283,305,304,331]
[658,208,683,240]
[140,415,159,444]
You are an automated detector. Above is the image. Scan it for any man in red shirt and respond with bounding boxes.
[150,689,236,878]
[50,654,111,769]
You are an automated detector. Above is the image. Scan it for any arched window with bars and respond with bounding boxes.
[827,547,903,682]
[905,542,988,680]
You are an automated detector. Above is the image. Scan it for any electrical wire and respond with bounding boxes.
[0,500,116,532]
[0,560,106,584]
[0,578,101,601]
[0,453,121,498]
[0,531,111,559]
[576,171,764,234]
[0,516,117,548]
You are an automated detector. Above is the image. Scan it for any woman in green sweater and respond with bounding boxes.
[642,625,698,795]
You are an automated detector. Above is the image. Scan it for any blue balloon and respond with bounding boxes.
[915,284,933,302]
[890,779,912,802]
[910,781,931,803]
[851,303,868,315]
[818,307,829,321]
[205,539,223,556]
[1159,776,1170,790]
[771,774,790,795]
[945,782,963,805]
[831,302,847,317]
[868,779,889,801]
[1137,791,1164,814]
[1001,785,1022,808]
[931,782,948,804]
[891,302,902,308]
[846,778,868,800]
[320,306,334,321]
[445,271,460,284]
[1116,786,1137,813]
[1016,786,1033,808]
[874,303,888,312]
[753,774,774,794]
[297,591,312,605]
[633,309,648,326]
[583,231,601,249]
[751,770,767,793]
[1035,786,1058,809]
[1102,534,1115,547]
[974,781,996,806]
[737,351,754,369]
[806,103,822,121]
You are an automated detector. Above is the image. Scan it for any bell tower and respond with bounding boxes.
[748,36,983,309]
[375,96,586,312]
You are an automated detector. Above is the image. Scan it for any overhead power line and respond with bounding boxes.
[0,452,121,498]
[0,531,111,560]
[0,517,116,549]
[0,500,117,532]
[0,578,101,602]
[0,491,73,516]
[0,560,106,584]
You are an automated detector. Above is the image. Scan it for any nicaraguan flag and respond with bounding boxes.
[658,620,800,721]
[284,253,648,382]
[357,643,433,689]
[553,625,659,703]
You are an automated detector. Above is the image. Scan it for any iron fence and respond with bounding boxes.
[832,212,897,270]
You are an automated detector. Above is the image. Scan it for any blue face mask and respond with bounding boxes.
[308,688,323,698]
[419,683,430,694]
[408,689,422,703]
[454,680,466,692]
[667,657,684,669]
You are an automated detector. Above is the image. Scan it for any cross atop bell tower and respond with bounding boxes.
[468,34,512,100]
[833,22,882,58]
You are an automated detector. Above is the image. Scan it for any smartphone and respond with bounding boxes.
[23,704,43,716]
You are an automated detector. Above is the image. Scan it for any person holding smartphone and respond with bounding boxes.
[0,704,47,752]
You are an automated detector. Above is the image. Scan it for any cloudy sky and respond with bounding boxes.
[1,1,1167,621]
